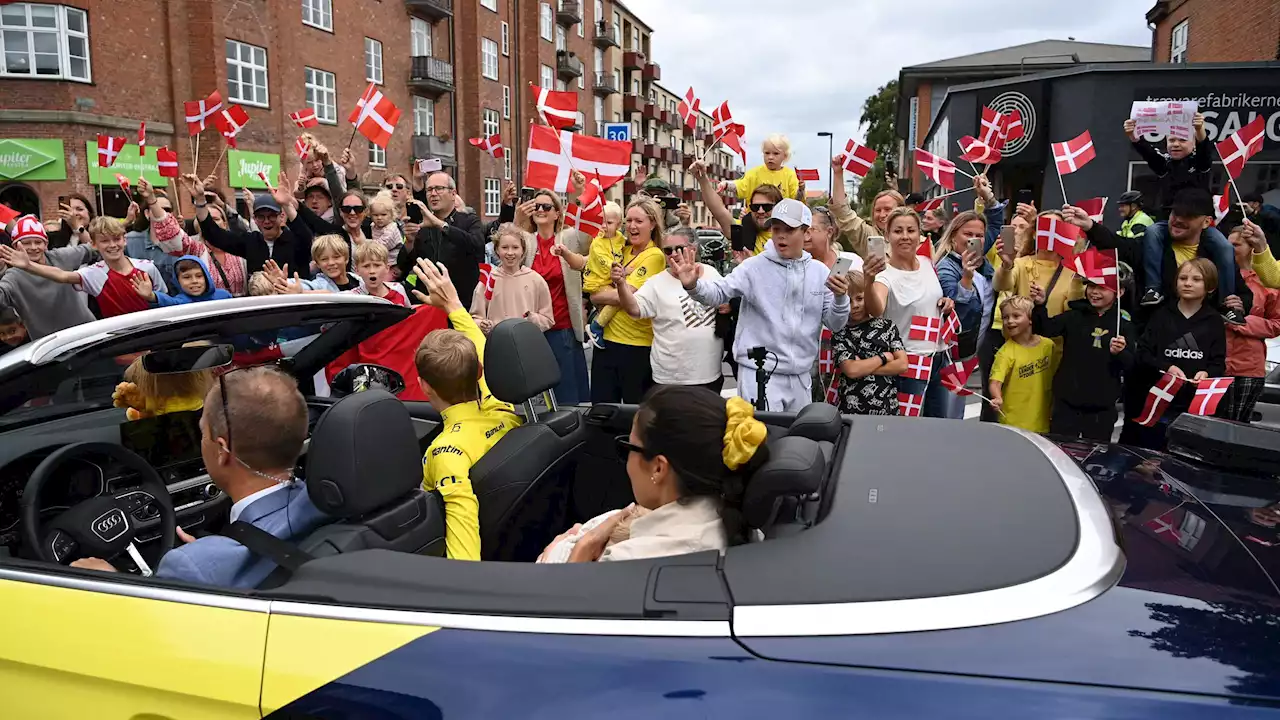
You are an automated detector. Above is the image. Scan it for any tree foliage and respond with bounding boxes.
[856,80,898,216]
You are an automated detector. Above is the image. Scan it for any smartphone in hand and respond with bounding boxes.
[867,236,886,260]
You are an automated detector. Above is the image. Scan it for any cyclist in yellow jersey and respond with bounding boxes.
[410,257,521,561]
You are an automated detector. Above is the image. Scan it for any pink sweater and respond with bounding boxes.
[471,266,555,331]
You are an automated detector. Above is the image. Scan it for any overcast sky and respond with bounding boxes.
[626,0,1155,193]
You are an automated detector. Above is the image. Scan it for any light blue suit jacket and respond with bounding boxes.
[156,483,329,589]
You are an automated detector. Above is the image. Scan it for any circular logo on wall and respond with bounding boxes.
[989,91,1036,157]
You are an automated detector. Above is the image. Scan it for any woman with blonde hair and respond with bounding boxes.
[993,204,1085,318]
[827,153,906,255]
[933,210,994,359]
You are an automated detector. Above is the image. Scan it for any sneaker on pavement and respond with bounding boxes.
[586,321,606,349]
[1140,289,1164,307]
[1222,307,1247,326]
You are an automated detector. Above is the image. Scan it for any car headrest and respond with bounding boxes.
[484,318,561,403]
[787,403,842,443]
[742,436,825,530]
[306,390,423,517]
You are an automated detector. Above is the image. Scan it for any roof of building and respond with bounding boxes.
[903,39,1150,73]
[612,0,652,32]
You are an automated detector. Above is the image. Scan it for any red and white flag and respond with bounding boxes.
[1069,247,1119,292]
[114,173,131,194]
[155,146,179,178]
[256,170,273,188]
[908,315,942,344]
[914,197,944,214]
[294,136,310,161]
[940,311,962,349]
[1036,214,1081,259]
[525,125,631,193]
[137,121,147,157]
[898,392,924,417]
[958,136,1002,165]
[842,139,878,178]
[711,101,744,140]
[1216,115,1265,180]
[939,356,980,396]
[818,329,834,376]
[96,134,126,168]
[469,134,506,159]
[531,84,579,130]
[1052,131,1096,175]
[290,108,319,128]
[677,87,700,129]
[564,175,606,236]
[1000,109,1025,142]
[213,104,250,146]
[1144,507,1184,544]
[795,168,821,182]
[478,263,496,301]
[903,353,934,382]
[718,131,747,165]
[1136,372,1187,427]
[1076,197,1108,223]
[350,84,402,148]
[1190,377,1233,416]
[914,148,957,190]
[0,204,19,226]
[1213,192,1232,225]
[183,90,223,135]
[979,106,1005,147]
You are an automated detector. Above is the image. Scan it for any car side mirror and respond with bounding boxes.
[331,363,406,397]
[141,344,234,374]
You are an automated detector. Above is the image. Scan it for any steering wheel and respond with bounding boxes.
[20,442,177,574]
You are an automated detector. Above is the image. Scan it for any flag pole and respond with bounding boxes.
[1213,135,1252,217]
[344,125,359,154]
[210,144,230,177]
[1055,165,1069,208]
[956,140,981,177]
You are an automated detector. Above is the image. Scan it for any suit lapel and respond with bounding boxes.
[238,484,296,525]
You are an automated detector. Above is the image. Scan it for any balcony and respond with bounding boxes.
[660,109,676,129]
[642,61,661,82]
[593,20,620,48]
[556,0,581,27]
[642,102,658,120]
[681,188,695,202]
[409,56,454,96]
[681,153,695,170]
[556,52,583,81]
[623,50,645,70]
[592,72,618,96]
[405,0,451,21]
[412,134,456,161]
[623,93,643,115]
[632,138,644,155]
[643,143,659,160]
[695,127,708,142]
[624,179,638,196]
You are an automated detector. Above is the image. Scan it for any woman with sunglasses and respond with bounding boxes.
[829,153,905,256]
[539,387,767,563]
[294,189,373,272]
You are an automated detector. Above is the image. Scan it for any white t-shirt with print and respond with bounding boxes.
[875,261,944,355]
[632,266,724,386]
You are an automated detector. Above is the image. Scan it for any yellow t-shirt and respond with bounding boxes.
[991,335,1058,434]
[582,235,665,346]
[1006,256,1085,317]
[422,308,522,561]
[734,164,800,203]
[1172,241,1199,268]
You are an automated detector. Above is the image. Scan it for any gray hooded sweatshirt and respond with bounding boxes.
[688,241,850,376]
[0,245,98,339]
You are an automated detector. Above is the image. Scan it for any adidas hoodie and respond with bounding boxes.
[1137,302,1226,411]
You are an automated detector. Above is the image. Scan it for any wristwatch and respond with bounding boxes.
[878,353,889,367]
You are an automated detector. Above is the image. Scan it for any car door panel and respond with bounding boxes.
[0,573,268,719]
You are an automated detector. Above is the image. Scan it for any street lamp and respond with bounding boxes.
[817,131,834,199]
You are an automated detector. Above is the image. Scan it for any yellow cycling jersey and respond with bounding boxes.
[582,234,665,346]
[421,308,521,561]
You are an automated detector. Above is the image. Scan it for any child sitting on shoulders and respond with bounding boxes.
[720,133,801,203]
[353,241,410,307]
[990,295,1058,433]
[471,223,555,332]
[368,191,405,266]
[830,271,909,415]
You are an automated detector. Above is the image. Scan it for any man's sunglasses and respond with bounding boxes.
[533,203,556,212]
[340,204,366,214]
[662,244,690,256]
[750,203,776,213]
[384,183,407,190]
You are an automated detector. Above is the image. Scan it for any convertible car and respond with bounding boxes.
[1,295,1279,719]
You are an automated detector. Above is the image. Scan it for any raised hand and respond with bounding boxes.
[514,200,536,228]
[502,180,517,205]
[131,272,155,302]
[125,202,140,227]
[962,247,982,277]
[0,244,30,269]
[263,259,289,284]
[688,159,707,178]
[825,272,849,297]
[669,247,699,289]
[273,271,304,295]
[57,203,82,232]
[1193,113,1206,142]
[1241,219,1268,253]
[413,257,461,311]
[831,154,847,173]
[1123,118,1139,142]
[340,147,356,178]
[181,173,207,202]
[1060,205,1093,231]
[675,202,691,226]
[271,170,294,208]
[862,251,886,278]
[136,176,155,205]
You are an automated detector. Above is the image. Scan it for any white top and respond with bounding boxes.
[600,496,728,562]
[229,482,290,524]
[632,267,724,386]
[875,261,944,355]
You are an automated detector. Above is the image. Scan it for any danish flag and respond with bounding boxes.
[1216,115,1265,180]
[114,173,131,194]
[1213,192,1232,226]
[914,197,944,214]
[1136,372,1186,427]
[1144,507,1184,543]
[979,106,1005,147]
[1036,215,1081,259]
[256,171,273,188]
[939,356,980,396]
[1190,377,1233,416]
[796,168,821,182]
[290,108,319,128]
[350,83,402,148]
[155,147,179,178]
[1074,197,1108,224]
[677,87,700,130]
[898,392,924,417]
[469,134,506,159]
[137,121,147,157]
[0,204,19,226]
[531,84,579,130]
[711,101,744,140]
[914,148,957,190]
[564,175,606,236]
[904,353,934,382]
[718,131,747,165]
[96,134,126,168]
[183,90,223,135]
[1052,131,1096,175]
[294,136,310,161]
[1069,247,1119,292]
[818,328,839,405]
[525,125,631,193]
[213,104,250,147]
[940,311,962,349]
[958,136,1002,165]
[908,315,942,344]
[1000,110,1025,142]
[842,139,878,178]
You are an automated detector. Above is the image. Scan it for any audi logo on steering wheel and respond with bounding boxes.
[91,509,128,543]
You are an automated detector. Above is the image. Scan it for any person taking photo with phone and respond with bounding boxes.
[396,171,486,310]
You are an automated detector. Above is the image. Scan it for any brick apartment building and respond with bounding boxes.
[1147,0,1280,64]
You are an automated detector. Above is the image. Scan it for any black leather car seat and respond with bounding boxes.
[470,319,588,561]
[741,436,826,540]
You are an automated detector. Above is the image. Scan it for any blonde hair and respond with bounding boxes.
[369,191,396,217]
[88,216,125,239]
[884,206,921,235]
[932,210,987,265]
[999,295,1035,339]
[749,185,784,204]
[1178,257,1218,295]
[625,197,665,249]
[524,189,564,235]
[415,329,480,405]
[762,133,792,162]
[311,234,350,262]
[246,271,276,296]
[354,241,389,266]
[124,355,213,407]
[491,222,529,256]
[602,201,623,222]
[847,270,866,293]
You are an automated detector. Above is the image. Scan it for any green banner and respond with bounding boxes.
[0,139,67,181]
[85,141,169,187]
[228,149,281,189]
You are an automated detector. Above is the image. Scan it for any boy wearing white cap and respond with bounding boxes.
[670,199,850,411]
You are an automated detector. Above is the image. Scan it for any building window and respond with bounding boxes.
[594,96,604,133]
[304,66,336,124]
[540,3,553,41]
[481,38,498,80]
[1170,19,1189,63]
[369,142,385,168]
[556,25,565,53]
[481,0,497,11]
[577,72,584,90]
[594,47,604,73]
[364,38,383,84]
[413,95,434,136]
[504,155,512,181]
[483,178,501,217]
[540,64,554,89]
[502,85,511,119]
[0,4,90,82]
[501,21,510,56]
[411,17,431,57]
[556,79,566,92]
[301,0,332,32]
[226,39,269,107]
[483,108,500,138]
[614,69,622,92]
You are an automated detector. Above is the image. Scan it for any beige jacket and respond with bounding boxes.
[829,201,873,256]
[522,228,591,337]
[600,496,728,562]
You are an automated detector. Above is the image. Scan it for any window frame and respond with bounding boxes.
[301,0,333,33]
[502,85,511,119]
[504,154,512,181]
[483,178,501,217]
[0,4,92,83]
[501,21,510,56]
[413,95,434,136]
[369,141,386,168]
[481,0,497,11]
[410,17,432,57]
[540,2,553,41]
[481,37,499,81]
[225,38,270,108]
[364,37,383,84]
[1170,19,1189,63]
[303,66,337,125]
[540,64,554,90]
[482,108,500,139]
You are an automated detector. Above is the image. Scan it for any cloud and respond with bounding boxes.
[624,0,1154,192]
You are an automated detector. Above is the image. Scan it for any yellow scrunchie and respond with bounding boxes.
[723,396,767,471]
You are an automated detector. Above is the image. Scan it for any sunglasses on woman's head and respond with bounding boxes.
[750,203,775,213]
[340,204,365,214]
[533,203,555,212]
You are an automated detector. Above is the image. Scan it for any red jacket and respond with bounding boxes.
[1226,270,1280,377]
